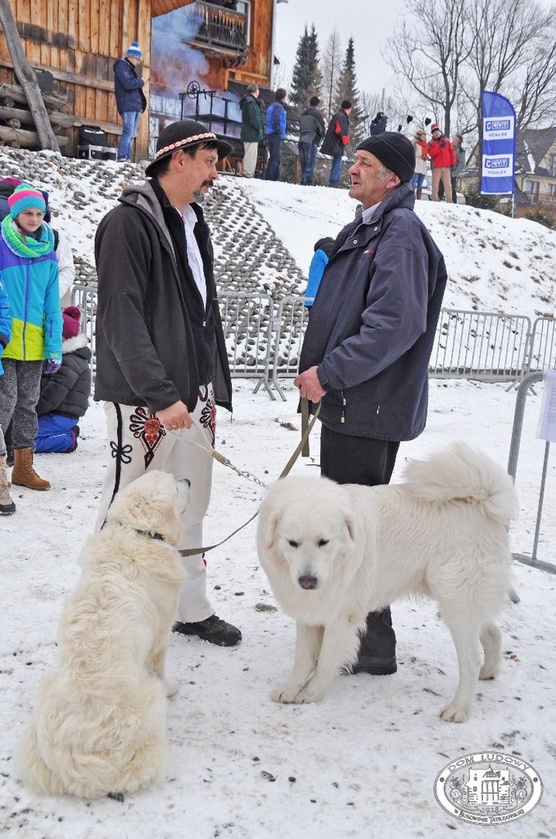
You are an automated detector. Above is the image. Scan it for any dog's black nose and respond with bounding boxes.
[298,575,318,590]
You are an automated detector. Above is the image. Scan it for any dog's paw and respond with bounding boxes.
[270,683,304,703]
[440,702,470,723]
[291,683,323,704]
[479,664,498,680]
[165,675,179,697]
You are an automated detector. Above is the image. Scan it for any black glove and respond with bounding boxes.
[425,117,432,126]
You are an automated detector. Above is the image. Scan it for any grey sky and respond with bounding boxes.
[273,0,405,96]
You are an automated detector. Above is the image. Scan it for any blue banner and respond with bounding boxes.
[480,91,516,195]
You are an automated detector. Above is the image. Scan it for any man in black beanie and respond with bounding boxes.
[295,132,447,677]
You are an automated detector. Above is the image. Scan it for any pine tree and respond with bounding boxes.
[335,37,365,146]
[290,24,322,112]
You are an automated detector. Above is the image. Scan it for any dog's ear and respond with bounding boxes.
[260,507,281,550]
[343,513,357,546]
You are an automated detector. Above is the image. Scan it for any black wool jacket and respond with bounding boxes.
[94,179,232,414]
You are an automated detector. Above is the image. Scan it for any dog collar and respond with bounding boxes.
[133,528,166,542]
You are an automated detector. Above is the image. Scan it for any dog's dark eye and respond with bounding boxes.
[318,539,329,547]
[288,539,299,548]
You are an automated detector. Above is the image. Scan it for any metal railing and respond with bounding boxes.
[507,372,555,574]
[430,309,531,381]
[72,285,555,399]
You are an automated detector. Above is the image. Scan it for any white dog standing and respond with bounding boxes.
[257,442,518,722]
[18,470,190,799]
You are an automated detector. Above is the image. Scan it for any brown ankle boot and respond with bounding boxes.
[0,454,16,514]
[12,447,51,491]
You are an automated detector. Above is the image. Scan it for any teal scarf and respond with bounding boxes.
[1,216,55,258]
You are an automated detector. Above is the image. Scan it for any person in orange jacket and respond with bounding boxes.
[428,123,456,202]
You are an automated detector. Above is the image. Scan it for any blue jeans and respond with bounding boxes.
[265,133,282,181]
[118,111,140,160]
[411,172,426,189]
[299,142,318,185]
[329,152,344,186]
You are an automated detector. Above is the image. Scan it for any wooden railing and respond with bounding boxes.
[185,1,247,53]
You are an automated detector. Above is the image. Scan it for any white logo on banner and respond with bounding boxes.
[483,117,515,141]
[482,156,513,177]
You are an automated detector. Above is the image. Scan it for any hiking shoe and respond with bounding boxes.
[173,614,242,647]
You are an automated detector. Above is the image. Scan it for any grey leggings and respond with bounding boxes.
[0,359,43,449]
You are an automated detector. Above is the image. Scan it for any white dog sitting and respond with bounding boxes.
[257,442,518,722]
[18,470,190,799]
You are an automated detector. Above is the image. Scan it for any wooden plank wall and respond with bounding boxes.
[0,0,152,158]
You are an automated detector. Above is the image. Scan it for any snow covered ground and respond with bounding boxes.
[0,149,555,837]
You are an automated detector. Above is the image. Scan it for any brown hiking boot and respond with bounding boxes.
[12,447,51,491]
[0,454,16,514]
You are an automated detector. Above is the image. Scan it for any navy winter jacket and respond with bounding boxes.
[299,185,447,441]
[113,58,147,115]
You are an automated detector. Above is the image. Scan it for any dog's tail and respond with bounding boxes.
[401,441,518,524]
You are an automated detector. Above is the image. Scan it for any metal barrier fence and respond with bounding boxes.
[507,371,555,574]
[72,285,555,399]
[526,316,556,373]
[429,309,532,381]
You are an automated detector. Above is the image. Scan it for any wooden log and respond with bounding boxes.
[0,124,68,148]
[0,104,75,128]
[7,118,20,128]
[0,0,60,151]
[0,79,67,110]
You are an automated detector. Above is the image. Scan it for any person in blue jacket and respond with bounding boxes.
[0,184,62,494]
[295,132,447,679]
[264,88,287,181]
[114,41,147,162]
[0,277,14,513]
[304,237,335,308]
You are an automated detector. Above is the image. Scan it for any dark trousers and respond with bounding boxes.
[320,426,400,665]
[299,141,318,185]
[320,426,399,487]
[265,134,282,181]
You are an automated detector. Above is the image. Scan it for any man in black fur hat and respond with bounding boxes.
[295,132,447,677]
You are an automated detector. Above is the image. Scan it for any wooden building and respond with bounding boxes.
[0,0,276,161]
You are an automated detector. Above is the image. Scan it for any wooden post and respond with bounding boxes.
[0,0,61,152]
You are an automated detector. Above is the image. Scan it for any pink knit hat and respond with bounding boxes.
[62,306,81,339]
[7,183,46,219]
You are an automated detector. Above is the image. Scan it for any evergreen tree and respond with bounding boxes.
[289,24,322,112]
[335,37,365,146]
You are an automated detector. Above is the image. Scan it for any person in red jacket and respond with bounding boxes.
[428,124,456,202]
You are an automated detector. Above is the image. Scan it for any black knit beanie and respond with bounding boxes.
[356,132,415,183]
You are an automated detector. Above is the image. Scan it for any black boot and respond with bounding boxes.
[350,608,397,675]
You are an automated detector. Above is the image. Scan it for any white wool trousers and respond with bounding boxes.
[95,386,216,623]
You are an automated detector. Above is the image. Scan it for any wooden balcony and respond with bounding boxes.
[184,1,248,59]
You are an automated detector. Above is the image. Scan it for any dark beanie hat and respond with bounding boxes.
[356,132,415,183]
